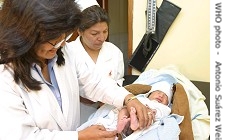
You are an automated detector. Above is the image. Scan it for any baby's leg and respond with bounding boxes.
[130,107,139,131]
[117,108,130,133]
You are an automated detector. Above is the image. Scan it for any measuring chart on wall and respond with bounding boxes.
[129,0,159,72]
[142,0,157,57]
[129,0,181,72]
[147,0,156,33]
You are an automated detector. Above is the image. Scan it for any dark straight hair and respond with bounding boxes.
[78,5,110,32]
[0,0,82,90]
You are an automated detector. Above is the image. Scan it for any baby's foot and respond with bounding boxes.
[117,116,130,133]
[130,107,139,130]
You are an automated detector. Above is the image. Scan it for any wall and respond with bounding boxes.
[108,0,129,74]
[132,0,210,82]
[0,0,3,10]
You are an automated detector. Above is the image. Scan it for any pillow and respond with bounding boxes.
[124,84,151,95]
[172,83,194,140]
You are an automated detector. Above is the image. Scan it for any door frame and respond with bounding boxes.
[127,0,133,74]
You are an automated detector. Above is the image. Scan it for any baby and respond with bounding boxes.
[76,80,176,139]
[117,81,176,135]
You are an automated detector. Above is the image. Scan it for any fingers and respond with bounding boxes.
[146,111,155,127]
[145,105,156,127]
[139,108,148,129]
[79,125,118,140]
[101,129,117,139]
[96,125,117,138]
[89,125,118,139]
[126,100,156,130]
[124,94,159,130]
[130,101,149,129]
[97,125,106,131]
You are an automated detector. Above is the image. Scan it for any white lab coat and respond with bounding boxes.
[0,43,129,140]
[68,36,125,123]
[70,36,124,94]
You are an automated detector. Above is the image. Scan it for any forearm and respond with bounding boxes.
[79,71,130,108]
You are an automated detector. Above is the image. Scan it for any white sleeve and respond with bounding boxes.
[64,43,130,108]
[77,65,129,108]
[113,46,125,86]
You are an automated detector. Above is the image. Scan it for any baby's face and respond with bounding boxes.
[148,90,169,105]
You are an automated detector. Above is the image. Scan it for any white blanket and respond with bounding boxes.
[124,114,183,140]
[133,65,210,140]
[77,104,183,140]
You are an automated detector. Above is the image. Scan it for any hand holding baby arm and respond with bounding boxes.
[124,94,154,130]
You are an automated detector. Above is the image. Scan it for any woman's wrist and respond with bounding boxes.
[124,94,137,106]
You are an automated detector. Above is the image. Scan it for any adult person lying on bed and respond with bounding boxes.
[68,5,125,123]
[0,0,152,139]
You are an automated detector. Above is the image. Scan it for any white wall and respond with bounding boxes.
[132,0,210,82]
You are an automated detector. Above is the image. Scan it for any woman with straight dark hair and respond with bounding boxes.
[0,0,153,139]
[70,5,125,124]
